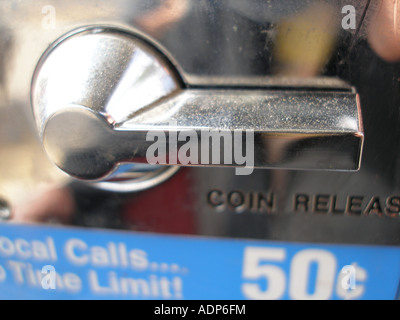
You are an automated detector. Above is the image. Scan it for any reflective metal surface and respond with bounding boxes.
[0,0,398,246]
[89,165,180,192]
[32,27,181,135]
[0,198,11,221]
[32,28,363,180]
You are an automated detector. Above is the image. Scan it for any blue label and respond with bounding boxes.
[0,223,399,300]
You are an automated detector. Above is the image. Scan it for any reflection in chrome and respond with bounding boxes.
[32,27,364,186]
[0,198,11,220]
[89,165,180,193]
[32,27,181,134]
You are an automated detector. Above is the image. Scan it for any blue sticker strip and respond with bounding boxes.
[0,222,399,300]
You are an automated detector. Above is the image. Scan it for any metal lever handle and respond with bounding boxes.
[32,27,363,180]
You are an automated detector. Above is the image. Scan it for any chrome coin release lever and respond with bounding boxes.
[32,27,364,181]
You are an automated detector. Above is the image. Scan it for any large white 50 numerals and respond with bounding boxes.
[289,249,336,299]
[242,247,286,299]
[242,246,354,300]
